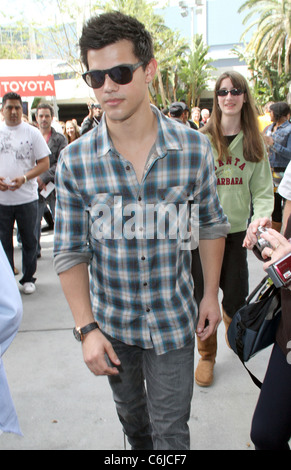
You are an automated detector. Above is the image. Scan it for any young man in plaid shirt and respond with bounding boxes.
[54,12,229,450]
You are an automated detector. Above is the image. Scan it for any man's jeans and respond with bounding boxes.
[0,201,38,285]
[105,333,195,450]
[37,191,56,256]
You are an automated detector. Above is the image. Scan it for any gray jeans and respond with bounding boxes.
[105,333,195,450]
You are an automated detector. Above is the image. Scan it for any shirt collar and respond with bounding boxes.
[94,104,183,159]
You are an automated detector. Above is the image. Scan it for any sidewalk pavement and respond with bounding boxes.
[0,230,274,450]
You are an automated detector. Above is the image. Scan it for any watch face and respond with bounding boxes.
[73,327,82,341]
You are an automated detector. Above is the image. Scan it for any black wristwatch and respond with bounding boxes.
[73,322,99,342]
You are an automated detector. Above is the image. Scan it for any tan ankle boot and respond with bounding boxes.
[195,332,217,387]
[222,308,232,348]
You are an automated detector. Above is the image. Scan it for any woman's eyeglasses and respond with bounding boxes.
[82,62,144,89]
[216,88,245,97]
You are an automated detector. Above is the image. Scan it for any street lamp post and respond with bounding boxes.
[179,0,207,46]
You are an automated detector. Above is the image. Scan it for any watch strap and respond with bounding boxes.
[73,322,99,341]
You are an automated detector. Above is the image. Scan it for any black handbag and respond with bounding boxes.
[227,275,282,388]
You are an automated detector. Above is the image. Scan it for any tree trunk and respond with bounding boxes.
[157,67,167,108]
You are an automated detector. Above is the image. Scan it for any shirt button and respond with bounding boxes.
[143,282,148,286]
[146,308,151,312]
[126,165,130,171]
[141,256,145,260]
[138,196,142,201]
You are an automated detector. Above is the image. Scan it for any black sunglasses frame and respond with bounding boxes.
[82,62,144,89]
[216,88,245,97]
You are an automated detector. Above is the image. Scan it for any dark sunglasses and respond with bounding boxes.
[82,62,144,89]
[216,88,245,97]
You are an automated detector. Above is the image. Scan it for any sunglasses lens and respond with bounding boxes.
[85,71,105,89]
[83,63,142,89]
[217,88,244,97]
[109,66,133,85]
[230,88,243,96]
[217,89,228,97]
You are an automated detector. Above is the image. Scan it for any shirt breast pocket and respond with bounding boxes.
[156,184,196,248]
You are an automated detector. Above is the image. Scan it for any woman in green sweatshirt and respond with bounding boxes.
[192,71,274,387]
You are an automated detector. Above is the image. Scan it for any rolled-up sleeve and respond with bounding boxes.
[53,151,92,274]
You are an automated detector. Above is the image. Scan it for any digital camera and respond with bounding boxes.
[266,252,291,288]
[256,225,272,252]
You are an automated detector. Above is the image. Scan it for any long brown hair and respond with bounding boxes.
[201,71,264,162]
[65,120,80,143]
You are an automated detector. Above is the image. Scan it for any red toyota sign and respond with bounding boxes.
[0,75,56,97]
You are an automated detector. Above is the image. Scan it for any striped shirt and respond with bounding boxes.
[54,106,229,355]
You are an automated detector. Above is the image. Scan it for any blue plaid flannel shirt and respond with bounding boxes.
[54,106,229,355]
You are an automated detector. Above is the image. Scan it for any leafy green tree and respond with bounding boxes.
[178,34,216,108]
[239,0,291,75]
[0,22,34,59]
[152,29,189,107]
[232,42,290,109]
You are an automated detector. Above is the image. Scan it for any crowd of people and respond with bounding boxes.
[0,10,291,450]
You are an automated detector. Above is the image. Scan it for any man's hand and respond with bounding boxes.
[82,328,121,376]
[196,295,221,341]
[9,175,26,190]
[0,177,9,191]
[58,263,121,376]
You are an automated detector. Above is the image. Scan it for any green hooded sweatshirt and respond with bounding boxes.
[209,131,274,234]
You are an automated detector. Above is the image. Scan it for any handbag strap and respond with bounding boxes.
[235,322,263,388]
[240,359,263,388]
[236,275,277,389]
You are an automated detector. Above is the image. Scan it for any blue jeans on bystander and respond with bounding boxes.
[0,200,38,285]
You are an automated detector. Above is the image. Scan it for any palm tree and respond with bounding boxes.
[232,43,289,106]
[239,0,291,75]
[178,34,216,107]
[153,31,189,106]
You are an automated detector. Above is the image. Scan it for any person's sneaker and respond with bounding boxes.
[22,282,36,295]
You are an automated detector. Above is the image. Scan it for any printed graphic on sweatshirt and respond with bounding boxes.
[215,156,245,186]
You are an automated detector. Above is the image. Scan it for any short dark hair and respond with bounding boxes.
[36,103,54,117]
[169,102,186,118]
[269,102,291,121]
[79,12,154,70]
[2,92,23,107]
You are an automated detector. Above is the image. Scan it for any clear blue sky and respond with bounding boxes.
[158,0,252,46]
